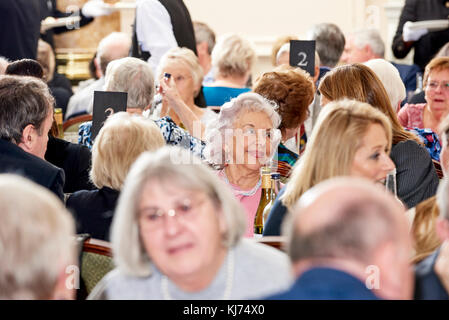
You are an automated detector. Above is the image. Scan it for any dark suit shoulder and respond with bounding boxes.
[67,187,119,213]
[414,248,449,300]
[0,139,65,200]
[66,187,119,240]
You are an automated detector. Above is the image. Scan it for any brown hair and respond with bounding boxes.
[423,56,449,88]
[0,75,53,144]
[318,63,419,145]
[411,196,441,264]
[253,65,315,133]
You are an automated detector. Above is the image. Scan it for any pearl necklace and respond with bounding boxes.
[222,171,261,197]
[161,250,234,300]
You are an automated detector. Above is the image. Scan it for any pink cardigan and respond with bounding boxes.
[217,170,261,238]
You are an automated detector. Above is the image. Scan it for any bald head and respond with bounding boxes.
[286,177,407,262]
[96,32,131,76]
[284,177,413,299]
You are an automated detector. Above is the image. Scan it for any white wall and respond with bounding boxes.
[120,0,408,78]
[184,0,411,78]
[184,0,370,78]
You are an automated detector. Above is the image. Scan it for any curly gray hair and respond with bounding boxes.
[204,92,282,166]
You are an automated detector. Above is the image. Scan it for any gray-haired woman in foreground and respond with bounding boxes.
[88,146,291,299]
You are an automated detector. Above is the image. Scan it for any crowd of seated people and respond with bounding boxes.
[2,8,449,302]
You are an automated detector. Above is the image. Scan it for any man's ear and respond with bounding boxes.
[94,57,103,78]
[17,124,35,153]
[436,218,449,242]
[50,266,76,300]
[313,65,320,84]
[196,41,209,56]
[365,44,376,59]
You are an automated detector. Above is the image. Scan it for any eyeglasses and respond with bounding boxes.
[139,197,205,230]
[173,74,191,83]
[230,127,278,140]
[427,81,449,91]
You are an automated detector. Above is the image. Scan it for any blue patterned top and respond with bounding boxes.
[78,116,205,159]
[406,127,441,162]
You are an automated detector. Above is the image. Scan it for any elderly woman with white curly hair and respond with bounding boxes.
[205,92,282,237]
[88,146,291,300]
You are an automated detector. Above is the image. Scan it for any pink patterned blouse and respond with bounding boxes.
[398,103,426,129]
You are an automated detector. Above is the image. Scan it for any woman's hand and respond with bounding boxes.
[159,75,185,114]
[159,74,205,139]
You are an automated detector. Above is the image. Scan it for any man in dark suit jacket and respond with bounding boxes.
[265,177,413,300]
[414,177,449,300]
[0,75,64,201]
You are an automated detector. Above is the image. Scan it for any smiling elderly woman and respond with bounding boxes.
[398,57,449,134]
[204,92,282,237]
[88,146,291,300]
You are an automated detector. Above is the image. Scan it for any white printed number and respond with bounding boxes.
[297,52,308,67]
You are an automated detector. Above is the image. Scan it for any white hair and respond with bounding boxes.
[110,146,247,277]
[0,174,75,299]
[104,57,155,110]
[211,33,256,78]
[96,32,131,75]
[193,21,216,54]
[90,111,165,190]
[156,47,204,97]
[352,29,385,58]
[204,92,282,166]
[364,59,406,109]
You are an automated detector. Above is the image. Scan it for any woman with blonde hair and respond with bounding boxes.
[264,99,395,235]
[318,63,439,209]
[203,33,256,107]
[67,112,165,240]
[156,47,217,139]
